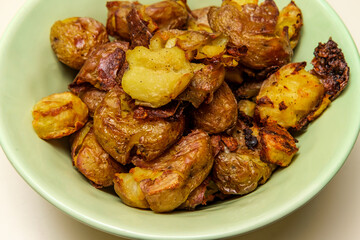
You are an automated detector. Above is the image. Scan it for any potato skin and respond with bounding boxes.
[131,130,214,212]
[32,92,88,139]
[193,82,237,134]
[106,1,135,40]
[144,0,188,30]
[71,122,126,188]
[69,41,129,93]
[212,151,273,195]
[208,1,293,70]
[50,17,109,70]
[177,63,225,108]
[255,62,325,130]
[93,87,185,165]
[77,87,107,117]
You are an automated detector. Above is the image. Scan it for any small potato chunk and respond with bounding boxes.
[50,17,108,70]
[106,1,135,40]
[255,62,325,130]
[193,82,237,134]
[275,1,303,49]
[123,130,214,212]
[188,7,213,32]
[69,41,129,93]
[259,124,298,167]
[71,122,126,187]
[212,151,274,195]
[32,92,88,139]
[93,87,185,165]
[177,63,225,108]
[122,46,194,108]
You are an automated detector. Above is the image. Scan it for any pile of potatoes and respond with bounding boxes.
[31,0,349,212]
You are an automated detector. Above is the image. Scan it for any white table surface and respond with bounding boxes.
[1,0,359,239]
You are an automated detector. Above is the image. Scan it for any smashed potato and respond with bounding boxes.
[193,82,238,134]
[93,87,185,165]
[71,122,126,187]
[122,46,194,108]
[50,17,109,70]
[32,92,88,139]
[115,130,214,212]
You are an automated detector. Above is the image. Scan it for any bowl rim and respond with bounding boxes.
[1,0,360,239]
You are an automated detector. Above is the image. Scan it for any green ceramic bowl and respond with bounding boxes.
[1,0,359,239]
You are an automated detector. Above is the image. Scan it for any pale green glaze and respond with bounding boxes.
[0,0,359,239]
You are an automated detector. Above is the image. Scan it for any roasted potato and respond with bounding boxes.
[106,1,135,40]
[187,7,213,32]
[212,151,274,195]
[115,130,214,212]
[93,87,185,165]
[255,62,325,130]
[259,123,298,167]
[275,1,303,49]
[32,92,88,139]
[50,17,109,70]
[71,122,126,188]
[121,46,194,108]
[77,87,107,117]
[193,82,238,134]
[208,0,293,70]
[69,41,129,93]
[106,0,188,41]
[177,63,225,108]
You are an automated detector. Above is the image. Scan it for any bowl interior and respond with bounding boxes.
[1,0,360,239]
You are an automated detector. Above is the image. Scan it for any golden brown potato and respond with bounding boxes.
[50,17,109,70]
[93,87,185,165]
[77,87,107,117]
[149,30,231,62]
[32,92,88,139]
[69,41,129,93]
[255,62,325,130]
[259,123,298,167]
[275,1,303,49]
[71,122,126,188]
[177,63,225,108]
[122,46,194,108]
[193,82,238,134]
[115,130,214,212]
[208,0,293,70]
[238,100,256,118]
[212,151,274,195]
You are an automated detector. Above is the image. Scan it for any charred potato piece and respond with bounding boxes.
[193,82,238,134]
[122,46,193,108]
[212,151,274,195]
[50,17,109,70]
[71,122,126,187]
[275,1,303,49]
[255,62,325,130]
[69,41,129,93]
[116,130,214,212]
[127,6,154,48]
[93,87,185,165]
[208,1,293,70]
[259,123,298,167]
[177,63,225,108]
[77,87,107,117]
[32,92,88,139]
